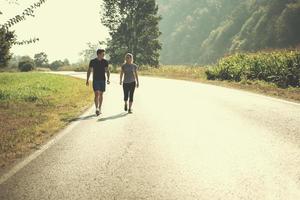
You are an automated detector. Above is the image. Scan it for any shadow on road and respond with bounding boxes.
[68,114,96,122]
[98,112,128,122]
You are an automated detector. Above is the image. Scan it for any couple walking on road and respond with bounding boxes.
[86,49,139,116]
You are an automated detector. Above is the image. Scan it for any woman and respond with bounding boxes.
[120,53,139,113]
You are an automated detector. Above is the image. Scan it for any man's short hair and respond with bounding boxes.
[97,49,105,55]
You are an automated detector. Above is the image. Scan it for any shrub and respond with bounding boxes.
[206,50,300,88]
[50,60,64,71]
[18,56,35,72]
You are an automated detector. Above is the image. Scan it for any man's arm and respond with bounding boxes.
[86,66,92,86]
[105,64,110,84]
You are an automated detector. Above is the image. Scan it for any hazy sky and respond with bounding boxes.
[0,0,109,63]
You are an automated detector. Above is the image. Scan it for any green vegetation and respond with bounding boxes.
[18,56,35,72]
[0,0,46,68]
[0,27,15,68]
[157,0,300,65]
[34,52,49,68]
[139,65,207,80]
[101,0,162,66]
[206,50,300,88]
[0,73,93,168]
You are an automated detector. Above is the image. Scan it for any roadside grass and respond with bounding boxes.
[138,65,300,103]
[0,72,93,168]
[206,50,300,88]
[138,65,207,80]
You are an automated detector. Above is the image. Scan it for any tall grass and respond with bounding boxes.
[206,50,300,88]
[138,65,207,80]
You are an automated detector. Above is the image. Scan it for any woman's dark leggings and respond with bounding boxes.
[123,82,136,102]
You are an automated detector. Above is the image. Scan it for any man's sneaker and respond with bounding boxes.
[128,109,132,114]
[96,109,100,116]
[124,104,128,111]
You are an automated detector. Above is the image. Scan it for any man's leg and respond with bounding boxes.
[94,91,101,116]
[99,91,103,111]
[94,91,100,109]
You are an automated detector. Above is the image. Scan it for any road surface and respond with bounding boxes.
[1,72,300,200]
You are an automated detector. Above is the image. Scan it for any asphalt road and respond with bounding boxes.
[1,72,300,200]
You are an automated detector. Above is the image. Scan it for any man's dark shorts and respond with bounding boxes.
[93,81,106,92]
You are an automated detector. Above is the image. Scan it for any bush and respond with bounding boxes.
[50,60,64,71]
[18,56,35,72]
[206,50,300,88]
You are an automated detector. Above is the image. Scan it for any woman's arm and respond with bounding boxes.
[134,69,139,88]
[120,68,124,85]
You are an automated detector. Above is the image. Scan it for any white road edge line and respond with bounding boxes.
[0,106,94,185]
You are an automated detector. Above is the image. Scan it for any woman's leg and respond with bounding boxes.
[128,82,136,111]
[123,83,130,110]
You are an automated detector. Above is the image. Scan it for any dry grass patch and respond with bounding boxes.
[0,72,93,168]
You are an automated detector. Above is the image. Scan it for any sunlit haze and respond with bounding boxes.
[0,0,109,63]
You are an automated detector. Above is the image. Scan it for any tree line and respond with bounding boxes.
[157,0,300,65]
[7,53,71,72]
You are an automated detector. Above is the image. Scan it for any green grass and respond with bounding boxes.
[0,72,93,168]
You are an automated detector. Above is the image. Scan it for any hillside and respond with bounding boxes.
[157,0,300,65]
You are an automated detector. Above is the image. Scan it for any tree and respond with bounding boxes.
[63,58,70,66]
[102,0,162,66]
[18,56,35,72]
[50,60,64,71]
[156,0,300,65]
[34,52,49,67]
[0,27,15,68]
[0,0,47,68]
[80,42,104,62]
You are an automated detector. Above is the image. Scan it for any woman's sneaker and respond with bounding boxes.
[96,108,100,116]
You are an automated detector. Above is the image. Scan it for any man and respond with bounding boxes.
[86,49,110,116]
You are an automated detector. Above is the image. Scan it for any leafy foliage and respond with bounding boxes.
[18,56,35,72]
[80,42,104,62]
[0,27,15,68]
[206,50,300,88]
[50,60,64,71]
[1,0,47,30]
[0,0,47,68]
[102,0,162,66]
[157,0,300,65]
[34,52,49,67]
